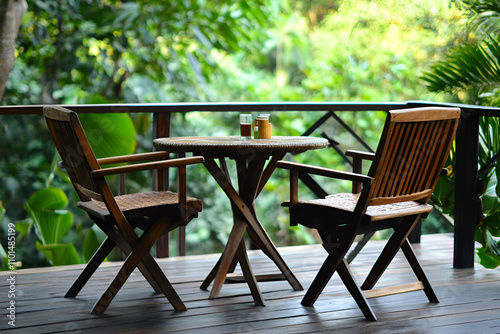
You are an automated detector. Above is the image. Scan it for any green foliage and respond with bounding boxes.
[210,0,458,103]
[0,114,68,223]
[422,35,500,105]
[17,187,103,267]
[301,0,456,102]
[3,0,274,105]
[22,188,79,266]
[1,0,462,265]
[423,0,500,268]
[461,0,500,36]
[79,113,137,159]
[25,188,73,245]
[476,116,500,268]
[35,242,80,266]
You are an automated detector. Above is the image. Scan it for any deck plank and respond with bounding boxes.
[1,234,500,333]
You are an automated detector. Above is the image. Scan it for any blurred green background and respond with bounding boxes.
[0,0,467,268]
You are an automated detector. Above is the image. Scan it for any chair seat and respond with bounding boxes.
[78,191,203,222]
[284,193,432,223]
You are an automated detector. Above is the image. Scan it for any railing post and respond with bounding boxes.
[153,111,172,258]
[454,112,479,268]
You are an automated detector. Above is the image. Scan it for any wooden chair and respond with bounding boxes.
[43,105,203,315]
[277,107,460,320]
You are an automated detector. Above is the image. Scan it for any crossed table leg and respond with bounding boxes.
[199,152,303,305]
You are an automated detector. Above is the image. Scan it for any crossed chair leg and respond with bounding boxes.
[65,218,186,315]
[301,215,438,321]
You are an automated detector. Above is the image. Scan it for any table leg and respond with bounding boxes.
[200,257,219,291]
[209,218,247,299]
[239,155,303,291]
[256,154,285,196]
[237,239,265,306]
[202,156,303,299]
[242,211,303,291]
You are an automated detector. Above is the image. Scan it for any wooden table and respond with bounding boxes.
[153,136,328,305]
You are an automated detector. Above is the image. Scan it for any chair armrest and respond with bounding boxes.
[276,161,372,184]
[277,160,372,226]
[58,151,171,171]
[96,151,170,165]
[92,156,204,177]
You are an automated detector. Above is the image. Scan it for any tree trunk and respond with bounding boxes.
[0,0,27,102]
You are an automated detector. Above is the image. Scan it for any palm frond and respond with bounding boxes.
[461,0,500,35]
[422,35,500,98]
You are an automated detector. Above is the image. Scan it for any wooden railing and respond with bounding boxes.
[1,100,498,268]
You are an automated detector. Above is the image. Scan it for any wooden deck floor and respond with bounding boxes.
[1,233,500,333]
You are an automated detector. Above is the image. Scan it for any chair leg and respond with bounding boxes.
[65,236,116,298]
[401,239,439,303]
[301,252,344,306]
[361,215,420,290]
[91,223,186,315]
[92,253,147,314]
[337,258,377,321]
[106,229,165,294]
[139,251,186,301]
[93,220,164,294]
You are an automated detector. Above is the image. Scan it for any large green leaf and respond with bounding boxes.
[476,230,500,269]
[36,241,81,266]
[25,187,68,211]
[482,198,500,237]
[477,246,500,269]
[79,113,136,159]
[82,227,105,263]
[24,188,73,245]
[15,219,31,238]
[431,174,456,216]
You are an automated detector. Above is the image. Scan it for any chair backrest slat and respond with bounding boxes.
[402,121,428,195]
[367,107,460,206]
[394,121,430,196]
[419,120,454,192]
[44,106,103,202]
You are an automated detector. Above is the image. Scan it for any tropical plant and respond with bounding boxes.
[23,188,79,265]
[422,0,500,268]
[16,187,104,266]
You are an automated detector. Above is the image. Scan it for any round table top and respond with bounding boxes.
[153,136,328,156]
